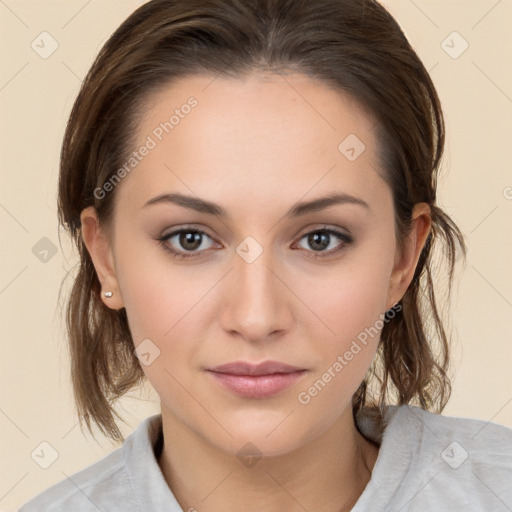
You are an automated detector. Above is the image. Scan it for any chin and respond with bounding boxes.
[209,413,323,461]
[216,432,306,461]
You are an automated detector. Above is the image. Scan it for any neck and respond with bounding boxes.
[157,405,380,512]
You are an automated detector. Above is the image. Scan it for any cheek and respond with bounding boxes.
[114,240,220,384]
[114,217,394,385]
[117,225,394,356]
[120,272,211,360]
[117,261,211,404]
[291,239,394,412]
[299,251,393,347]
[113,229,203,339]
[294,263,392,423]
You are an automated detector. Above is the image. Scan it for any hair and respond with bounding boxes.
[57,0,467,443]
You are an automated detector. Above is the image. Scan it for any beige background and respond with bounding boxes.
[1,0,511,510]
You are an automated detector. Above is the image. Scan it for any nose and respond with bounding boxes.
[219,246,294,344]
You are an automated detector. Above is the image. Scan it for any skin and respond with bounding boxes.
[81,72,431,511]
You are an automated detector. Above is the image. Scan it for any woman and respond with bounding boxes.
[19,0,512,510]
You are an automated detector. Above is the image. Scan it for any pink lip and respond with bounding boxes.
[206,360,307,398]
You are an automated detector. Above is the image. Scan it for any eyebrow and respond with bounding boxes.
[142,192,369,218]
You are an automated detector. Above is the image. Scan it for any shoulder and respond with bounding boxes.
[403,404,512,464]
[17,415,162,512]
[17,446,130,511]
[388,405,512,511]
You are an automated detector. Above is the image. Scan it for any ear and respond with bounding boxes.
[386,202,431,310]
[80,206,125,310]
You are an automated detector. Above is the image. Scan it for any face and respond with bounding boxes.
[82,72,428,457]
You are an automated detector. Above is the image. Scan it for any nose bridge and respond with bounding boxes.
[220,239,292,341]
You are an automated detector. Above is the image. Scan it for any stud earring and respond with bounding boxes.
[104,291,113,298]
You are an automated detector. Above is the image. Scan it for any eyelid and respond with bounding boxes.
[157,225,219,257]
[160,224,216,240]
[292,226,353,256]
[157,224,353,259]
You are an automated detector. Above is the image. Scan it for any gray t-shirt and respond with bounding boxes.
[18,405,512,511]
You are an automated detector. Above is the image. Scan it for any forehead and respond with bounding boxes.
[117,72,387,213]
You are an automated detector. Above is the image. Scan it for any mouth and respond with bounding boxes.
[205,360,308,398]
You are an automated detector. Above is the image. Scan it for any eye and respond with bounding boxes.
[157,227,217,259]
[294,227,353,256]
[156,225,353,260]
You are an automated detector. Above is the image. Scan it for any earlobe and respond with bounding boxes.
[386,203,431,309]
[80,206,125,310]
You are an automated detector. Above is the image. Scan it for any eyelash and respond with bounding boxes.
[156,225,354,260]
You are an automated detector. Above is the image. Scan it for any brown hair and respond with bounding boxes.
[58,0,467,443]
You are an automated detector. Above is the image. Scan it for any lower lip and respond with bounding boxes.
[207,370,307,398]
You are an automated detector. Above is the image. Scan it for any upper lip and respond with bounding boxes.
[208,360,306,376]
